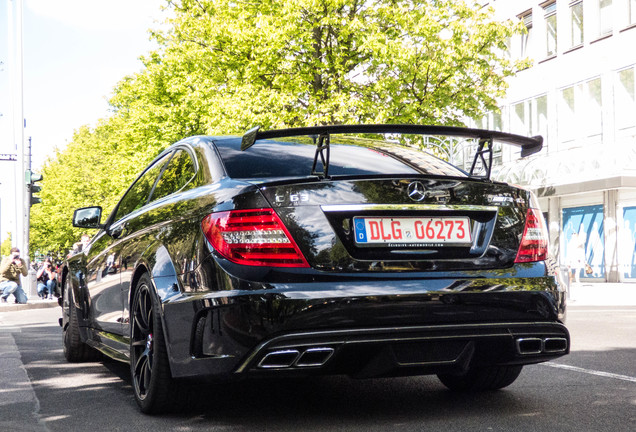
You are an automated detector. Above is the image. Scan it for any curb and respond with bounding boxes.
[0,300,60,312]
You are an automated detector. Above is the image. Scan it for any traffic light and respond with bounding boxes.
[26,169,43,206]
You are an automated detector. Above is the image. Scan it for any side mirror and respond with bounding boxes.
[73,206,103,229]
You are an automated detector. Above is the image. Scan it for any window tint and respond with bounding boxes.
[217,138,466,179]
[151,149,196,202]
[114,153,171,221]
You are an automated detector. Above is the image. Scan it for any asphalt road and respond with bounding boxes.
[1,306,635,432]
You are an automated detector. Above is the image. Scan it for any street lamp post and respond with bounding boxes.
[7,0,27,259]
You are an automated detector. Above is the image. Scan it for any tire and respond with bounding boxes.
[62,277,101,362]
[130,273,183,414]
[437,365,523,392]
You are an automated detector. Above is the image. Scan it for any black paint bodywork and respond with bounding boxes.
[61,132,568,382]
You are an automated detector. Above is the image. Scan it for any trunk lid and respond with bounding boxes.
[257,177,530,272]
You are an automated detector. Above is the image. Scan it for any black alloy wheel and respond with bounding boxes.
[130,273,182,413]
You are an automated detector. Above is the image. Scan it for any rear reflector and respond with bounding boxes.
[515,208,549,263]
[201,209,309,267]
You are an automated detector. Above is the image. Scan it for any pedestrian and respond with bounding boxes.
[36,258,57,299]
[72,233,91,254]
[0,247,29,304]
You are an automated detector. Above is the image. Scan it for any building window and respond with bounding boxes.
[469,112,503,168]
[599,0,613,36]
[512,102,527,135]
[558,78,603,146]
[562,205,605,280]
[492,111,503,132]
[511,97,548,137]
[510,95,549,149]
[536,95,548,138]
[559,87,576,143]
[519,11,533,58]
[615,67,636,130]
[544,2,558,56]
[620,207,636,278]
[570,1,584,47]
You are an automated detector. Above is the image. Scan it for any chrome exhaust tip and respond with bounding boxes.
[257,347,335,369]
[543,337,568,353]
[516,337,544,355]
[516,337,568,355]
[295,347,335,367]
[258,350,300,369]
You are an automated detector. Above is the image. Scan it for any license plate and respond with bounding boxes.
[353,216,471,247]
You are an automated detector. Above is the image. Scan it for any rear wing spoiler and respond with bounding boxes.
[240,124,543,180]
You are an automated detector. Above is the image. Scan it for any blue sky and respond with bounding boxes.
[1,0,166,241]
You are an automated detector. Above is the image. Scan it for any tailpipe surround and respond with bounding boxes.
[257,347,335,369]
[516,337,568,355]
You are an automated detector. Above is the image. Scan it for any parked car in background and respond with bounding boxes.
[59,124,569,414]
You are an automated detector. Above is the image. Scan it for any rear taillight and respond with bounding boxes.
[201,208,309,267]
[515,208,549,263]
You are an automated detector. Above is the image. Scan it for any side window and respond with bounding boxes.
[150,149,196,202]
[114,153,172,222]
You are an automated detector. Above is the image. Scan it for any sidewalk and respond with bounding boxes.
[567,282,636,307]
[0,297,59,312]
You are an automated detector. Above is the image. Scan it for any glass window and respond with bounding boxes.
[578,78,603,136]
[535,95,548,136]
[615,67,636,130]
[520,12,533,58]
[585,78,603,137]
[151,149,197,202]
[558,78,604,145]
[218,138,468,179]
[559,86,576,142]
[620,206,636,278]
[114,153,171,221]
[544,2,557,57]
[599,0,613,35]
[570,2,584,47]
[510,96,547,140]
[512,101,528,136]
[492,111,503,132]
[474,112,504,165]
[562,205,605,279]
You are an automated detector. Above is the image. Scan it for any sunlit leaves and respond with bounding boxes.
[29,0,524,257]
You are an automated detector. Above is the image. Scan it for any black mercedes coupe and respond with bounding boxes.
[60,125,569,414]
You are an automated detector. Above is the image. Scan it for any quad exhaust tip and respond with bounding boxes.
[258,347,335,369]
[516,337,568,355]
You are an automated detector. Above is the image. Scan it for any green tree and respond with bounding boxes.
[29,0,527,255]
[145,0,526,130]
[1,233,12,258]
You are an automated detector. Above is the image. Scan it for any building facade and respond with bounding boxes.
[483,0,636,283]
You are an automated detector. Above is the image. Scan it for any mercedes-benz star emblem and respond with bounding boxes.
[407,181,426,202]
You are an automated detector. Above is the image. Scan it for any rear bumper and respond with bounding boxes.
[161,270,567,379]
[235,321,569,379]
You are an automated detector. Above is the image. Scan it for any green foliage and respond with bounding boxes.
[29,0,526,255]
[1,233,12,258]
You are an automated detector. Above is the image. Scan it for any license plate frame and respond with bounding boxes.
[353,216,472,247]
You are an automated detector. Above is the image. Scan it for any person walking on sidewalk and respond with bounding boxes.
[0,247,29,304]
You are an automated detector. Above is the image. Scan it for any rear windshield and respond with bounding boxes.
[215,136,467,179]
